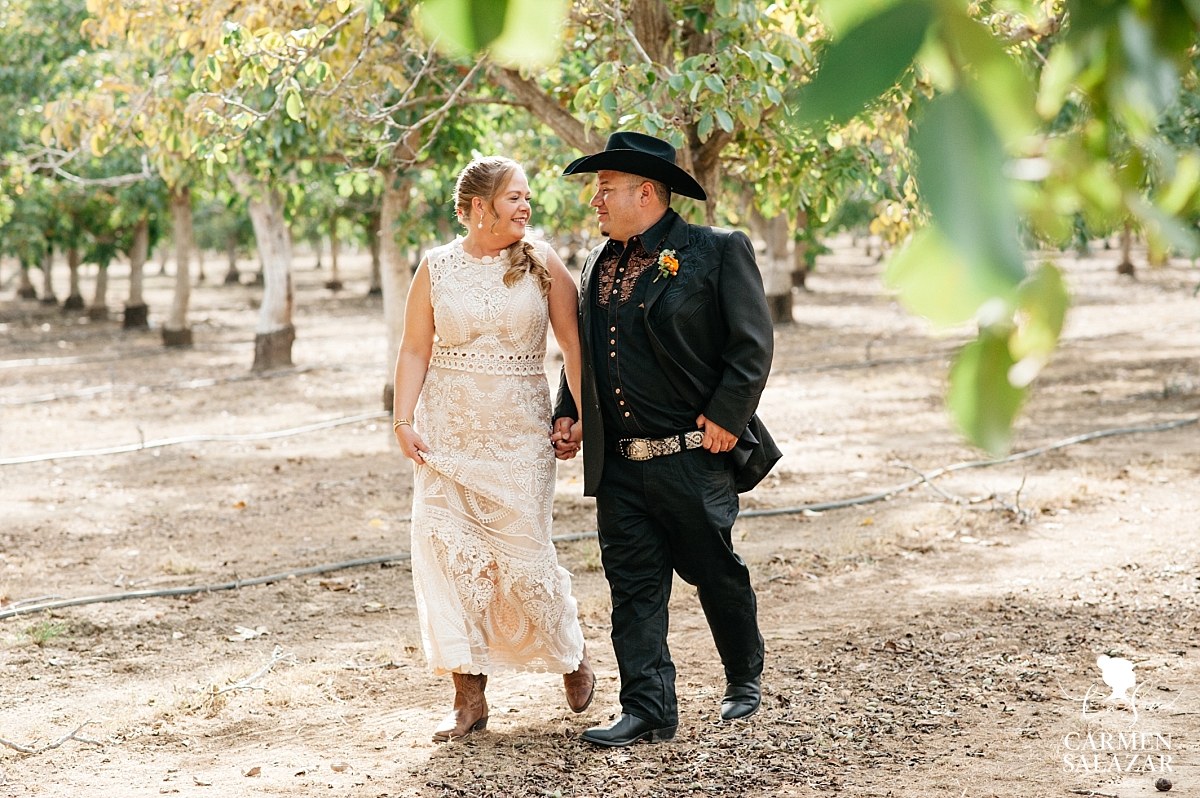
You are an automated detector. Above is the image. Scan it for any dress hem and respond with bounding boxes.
[429,655,583,678]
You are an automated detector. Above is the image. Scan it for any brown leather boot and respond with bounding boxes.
[432,673,488,742]
[563,648,596,713]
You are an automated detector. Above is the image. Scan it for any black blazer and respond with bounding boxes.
[555,211,781,496]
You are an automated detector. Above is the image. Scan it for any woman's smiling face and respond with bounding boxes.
[484,168,532,244]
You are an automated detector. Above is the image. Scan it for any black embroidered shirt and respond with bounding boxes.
[589,209,697,439]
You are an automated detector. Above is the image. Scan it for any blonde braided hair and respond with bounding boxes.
[453,156,552,296]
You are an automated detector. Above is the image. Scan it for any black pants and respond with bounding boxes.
[595,445,764,726]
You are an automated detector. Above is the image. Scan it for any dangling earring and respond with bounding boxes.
[478,218,483,229]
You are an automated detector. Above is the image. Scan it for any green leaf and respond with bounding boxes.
[365,0,386,28]
[948,328,1026,456]
[668,74,685,92]
[715,0,733,16]
[821,0,905,35]
[490,0,568,66]
[1128,194,1200,256]
[601,92,618,114]
[1010,262,1069,362]
[697,112,714,140]
[912,91,1026,289]
[285,91,303,121]
[793,1,932,126]
[1158,152,1200,215]
[765,86,782,104]
[762,52,785,71]
[714,108,734,132]
[885,227,1014,327]
[704,74,725,94]
[944,13,1038,145]
[1116,8,1179,119]
[418,0,508,55]
[1036,43,1078,120]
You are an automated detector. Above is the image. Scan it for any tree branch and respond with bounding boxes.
[692,128,737,176]
[491,66,601,153]
[0,722,103,754]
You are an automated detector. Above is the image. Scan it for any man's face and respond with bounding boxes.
[590,170,642,243]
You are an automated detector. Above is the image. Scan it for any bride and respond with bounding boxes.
[391,156,594,741]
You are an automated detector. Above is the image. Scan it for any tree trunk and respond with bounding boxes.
[223,231,240,284]
[325,220,343,291]
[163,185,194,347]
[792,208,810,291]
[40,243,57,305]
[88,261,110,320]
[1117,220,1135,276]
[195,245,205,284]
[124,216,150,329]
[246,184,295,372]
[251,245,265,285]
[16,261,37,299]
[380,169,413,409]
[63,247,84,309]
[157,242,169,276]
[367,210,383,296]
[749,207,793,325]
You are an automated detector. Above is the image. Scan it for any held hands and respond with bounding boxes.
[696,414,738,454]
[551,417,582,460]
[395,424,431,464]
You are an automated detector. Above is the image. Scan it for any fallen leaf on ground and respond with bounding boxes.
[244,766,261,777]
[193,776,212,786]
[227,626,268,642]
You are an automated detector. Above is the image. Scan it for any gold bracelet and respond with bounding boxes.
[393,418,411,430]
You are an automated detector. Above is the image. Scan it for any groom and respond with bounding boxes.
[552,131,781,747]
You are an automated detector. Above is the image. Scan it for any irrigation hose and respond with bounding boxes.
[2,415,1196,620]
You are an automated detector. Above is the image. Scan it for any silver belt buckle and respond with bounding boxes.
[684,430,704,449]
[621,438,653,461]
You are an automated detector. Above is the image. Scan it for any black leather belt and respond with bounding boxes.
[615,430,705,461]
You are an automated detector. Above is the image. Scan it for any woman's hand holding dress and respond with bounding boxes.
[396,425,431,463]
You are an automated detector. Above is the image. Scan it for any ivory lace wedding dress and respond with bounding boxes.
[410,238,585,676]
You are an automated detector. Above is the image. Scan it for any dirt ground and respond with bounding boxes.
[1,238,1199,798]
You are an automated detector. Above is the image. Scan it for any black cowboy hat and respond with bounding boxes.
[563,131,707,201]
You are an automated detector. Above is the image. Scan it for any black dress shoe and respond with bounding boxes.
[720,676,761,721]
[580,713,677,747]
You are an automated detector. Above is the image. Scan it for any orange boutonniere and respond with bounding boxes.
[654,249,679,282]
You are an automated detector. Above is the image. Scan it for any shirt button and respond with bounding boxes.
[615,388,620,394]
[624,411,630,417]
[619,401,625,406]
[610,327,616,332]
[610,339,615,344]
[610,352,615,358]
[612,290,618,295]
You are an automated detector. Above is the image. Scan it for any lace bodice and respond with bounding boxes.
[426,239,549,376]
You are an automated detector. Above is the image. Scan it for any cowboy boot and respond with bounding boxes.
[432,673,488,742]
[563,647,596,713]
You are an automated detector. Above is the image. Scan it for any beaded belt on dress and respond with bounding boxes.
[615,430,705,461]
[430,349,546,376]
